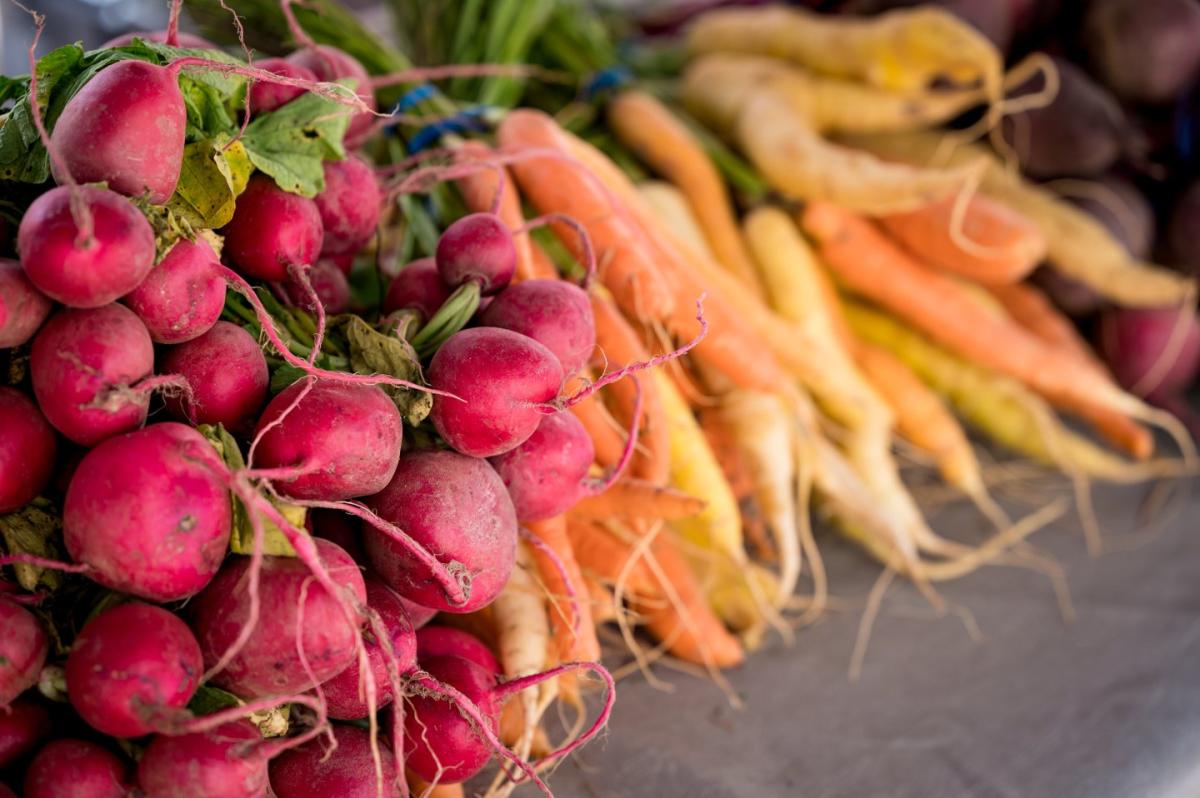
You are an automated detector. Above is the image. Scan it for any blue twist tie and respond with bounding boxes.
[408,106,491,153]
[393,82,436,114]
[582,66,632,99]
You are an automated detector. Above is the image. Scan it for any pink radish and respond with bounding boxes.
[382,257,451,320]
[0,259,52,347]
[479,278,595,377]
[161,321,269,432]
[102,30,215,48]
[283,258,350,314]
[0,697,51,768]
[0,388,57,514]
[23,739,130,798]
[124,237,225,344]
[220,175,323,283]
[286,46,376,147]
[247,58,317,114]
[415,625,500,675]
[314,155,382,257]
[0,600,47,707]
[489,411,597,522]
[138,721,268,798]
[269,724,398,798]
[435,212,517,295]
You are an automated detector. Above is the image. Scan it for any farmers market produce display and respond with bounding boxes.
[2,0,1200,795]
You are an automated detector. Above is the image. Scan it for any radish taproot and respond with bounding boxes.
[65,602,202,738]
[49,60,186,204]
[124,237,225,344]
[30,304,155,446]
[23,739,130,798]
[220,175,323,283]
[479,278,596,377]
[366,450,518,613]
[250,379,403,501]
[137,721,268,798]
[314,155,382,257]
[18,187,155,308]
[161,321,269,431]
[429,327,563,458]
[0,259,52,347]
[189,538,366,698]
[269,724,398,798]
[0,388,57,514]
[0,600,47,707]
[63,422,232,601]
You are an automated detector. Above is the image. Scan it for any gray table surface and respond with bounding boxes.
[538,478,1200,798]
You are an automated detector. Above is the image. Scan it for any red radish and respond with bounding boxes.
[382,257,451,320]
[1069,176,1155,261]
[63,422,232,602]
[0,388,57,514]
[365,450,518,613]
[124,237,225,344]
[0,784,12,798]
[436,212,517,295]
[30,304,154,445]
[102,30,215,48]
[0,259,52,347]
[65,602,202,738]
[314,155,382,257]
[269,724,398,798]
[404,655,499,784]
[318,579,417,720]
[220,175,323,283]
[1099,307,1200,400]
[1084,0,1200,104]
[50,60,186,204]
[189,538,366,697]
[161,321,269,432]
[429,328,563,457]
[138,721,268,798]
[0,697,52,768]
[251,379,403,501]
[18,186,155,308]
[326,253,354,276]
[479,279,595,376]
[247,57,316,114]
[283,258,350,314]
[490,411,595,521]
[23,740,130,798]
[286,46,376,147]
[415,626,500,675]
[308,508,366,564]
[0,600,46,707]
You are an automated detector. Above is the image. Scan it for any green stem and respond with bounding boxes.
[410,281,481,358]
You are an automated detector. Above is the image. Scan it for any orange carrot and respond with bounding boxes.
[407,773,465,798]
[569,391,626,469]
[454,141,535,281]
[525,516,601,664]
[988,281,1153,460]
[607,90,763,294]
[567,518,660,596]
[879,193,1046,285]
[802,201,1154,429]
[528,239,558,280]
[497,110,676,322]
[570,480,707,522]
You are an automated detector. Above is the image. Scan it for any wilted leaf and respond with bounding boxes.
[334,315,432,426]
[0,499,64,592]
[168,135,253,228]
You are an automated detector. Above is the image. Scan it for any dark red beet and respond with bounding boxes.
[1084,0,1200,105]
[1099,307,1200,400]
[247,58,316,114]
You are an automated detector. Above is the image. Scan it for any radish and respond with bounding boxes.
[30,304,155,446]
[286,46,376,147]
[479,278,595,377]
[0,388,57,514]
[308,508,366,564]
[63,422,233,602]
[0,697,51,768]
[23,739,130,798]
[314,155,382,257]
[1168,180,1200,273]
[404,654,499,784]
[428,327,563,458]
[318,579,417,720]
[138,721,268,798]
[1085,0,1200,104]
[124,237,225,344]
[269,724,398,798]
[65,602,202,738]
[382,257,451,320]
[0,600,46,707]
[189,538,366,697]
[0,259,52,347]
[102,30,215,48]
[1099,307,1200,400]
[415,625,500,675]
[489,411,597,522]
[247,58,317,114]
[220,175,324,283]
[283,258,350,314]
[365,450,518,613]
[50,60,186,204]
[250,379,403,501]
[161,321,269,432]
[435,212,517,295]
[18,186,155,308]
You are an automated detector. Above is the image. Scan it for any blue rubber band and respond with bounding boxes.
[393,82,436,114]
[408,106,491,153]
[582,66,632,99]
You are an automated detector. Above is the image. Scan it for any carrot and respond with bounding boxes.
[454,141,536,281]
[879,192,1046,285]
[803,201,1185,448]
[988,281,1153,460]
[685,4,1002,98]
[497,110,676,322]
[607,90,764,293]
[637,181,718,264]
[524,516,601,664]
[528,240,558,280]
[568,389,626,469]
[407,773,465,798]
[839,129,1196,307]
[570,479,706,522]
[566,517,659,597]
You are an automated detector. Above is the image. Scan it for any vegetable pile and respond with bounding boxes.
[3,0,1200,795]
